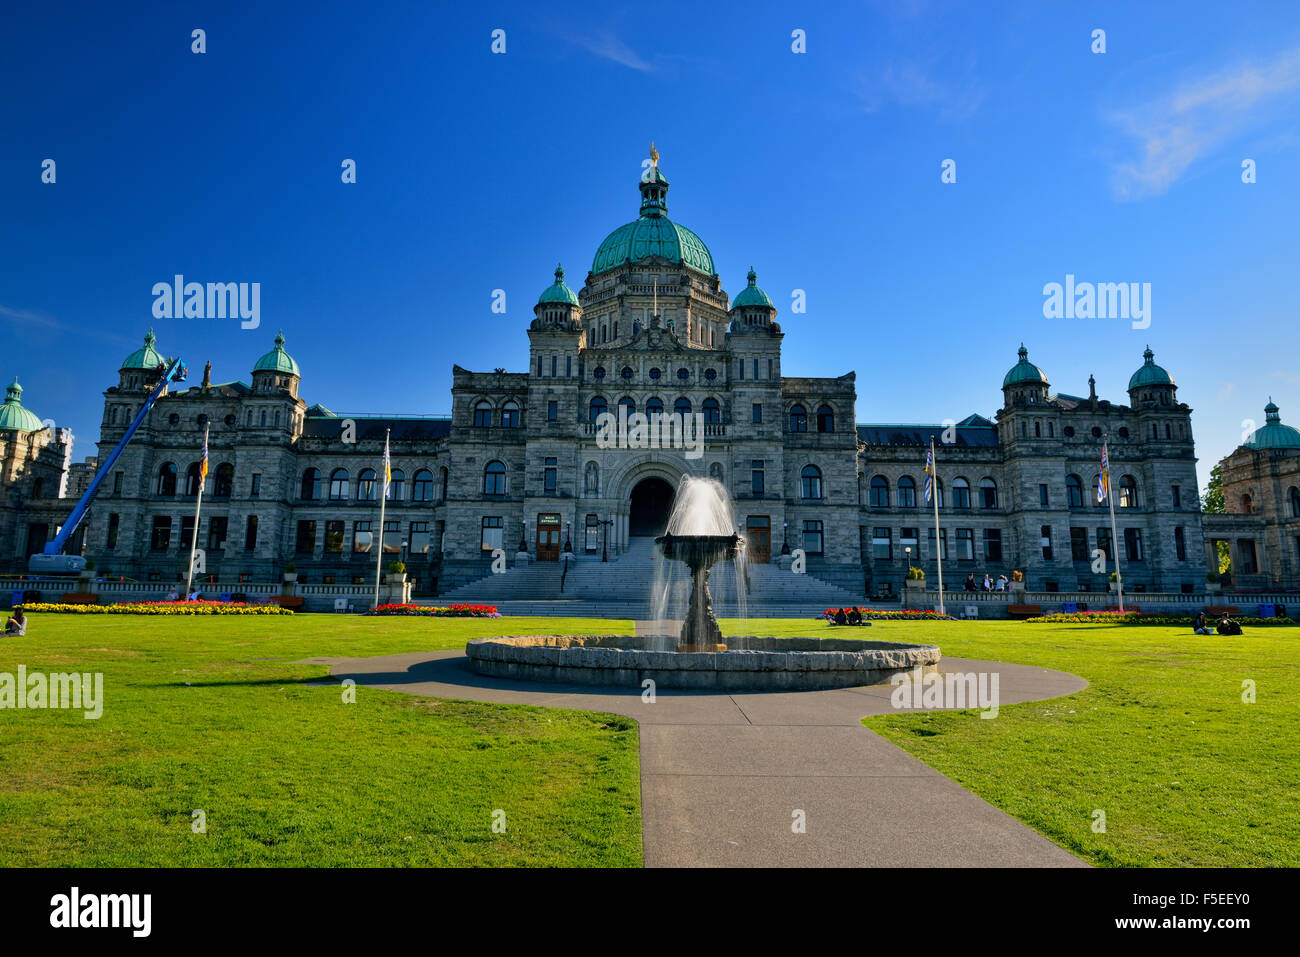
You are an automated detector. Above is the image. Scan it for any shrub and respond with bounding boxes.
[1011,569,1023,582]
[367,603,499,618]
[822,607,954,621]
[1206,571,1220,583]
[1025,611,1295,626]
[388,561,406,575]
[906,566,925,581]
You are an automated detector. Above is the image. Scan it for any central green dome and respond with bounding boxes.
[591,160,716,276]
[0,378,45,433]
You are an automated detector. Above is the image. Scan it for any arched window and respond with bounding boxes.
[329,468,349,501]
[816,404,834,433]
[870,475,889,508]
[157,462,178,496]
[300,468,321,501]
[501,401,519,428]
[1066,474,1083,508]
[801,465,823,500]
[214,463,234,498]
[358,468,377,501]
[646,397,664,417]
[898,476,917,508]
[483,460,506,496]
[412,469,433,502]
[1119,475,1139,508]
[1290,487,1300,519]
[1242,494,1254,515]
[388,469,404,501]
[185,462,202,496]
[473,400,492,427]
[789,404,808,432]
[31,478,43,499]
[951,477,971,509]
[589,396,607,423]
[618,396,636,417]
[979,478,998,509]
[674,397,692,416]
[702,398,721,424]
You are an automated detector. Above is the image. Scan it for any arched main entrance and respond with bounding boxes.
[629,477,674,537]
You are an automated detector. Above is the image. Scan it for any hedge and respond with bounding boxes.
[15,601,294,616]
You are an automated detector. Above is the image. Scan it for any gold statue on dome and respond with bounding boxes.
[649,141,659,167]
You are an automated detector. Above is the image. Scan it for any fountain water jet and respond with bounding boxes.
[655,476,744,651]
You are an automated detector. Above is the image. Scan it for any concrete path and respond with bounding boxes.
[301,643,1088,867]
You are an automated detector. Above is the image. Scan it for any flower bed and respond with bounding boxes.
[1025,611,1295,626]
[822,607,956,622]
[17,600,293,615]
[367,603,500,618]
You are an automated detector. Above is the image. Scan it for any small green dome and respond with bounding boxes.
[253,331,300,375]
[121,329,166,370]
[731,268,774,310]
[537,264,579,306]
[591,160,716,276]
[1003,344,1050,388]
[1246,399,1300,451]
[0,378,45,433]
[1128,346,1175,390]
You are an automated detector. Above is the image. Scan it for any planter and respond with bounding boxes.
[283,573,298,584]
[385,573,407,585]
[1206,582,1221,594]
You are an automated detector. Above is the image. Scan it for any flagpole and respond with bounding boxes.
[1102,436,1125,613]
[372,429,390,610]
[930,436,945,615]
[184,422,209,599]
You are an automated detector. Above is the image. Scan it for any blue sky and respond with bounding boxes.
[3,0,1299,491]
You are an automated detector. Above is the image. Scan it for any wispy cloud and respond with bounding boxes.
[855,57,984,121]
[0,303,134,346]
[565,28,653,72]
[1107,46,1300,200]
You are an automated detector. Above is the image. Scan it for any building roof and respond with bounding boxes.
[1002,343,1049,388]
[300,416,452,442]
[253,331,300,375]
[1245,399,1300,451]
[730,268,774,310]
[537,264,580,306]
[591,161,716,276]
[856,421,1000,448]
[1128,346,1175,390]
[121,329,166,371]
[0,378,45,433]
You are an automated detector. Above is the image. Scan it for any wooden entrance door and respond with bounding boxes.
[536,514,561,562]
[746,516,771,564]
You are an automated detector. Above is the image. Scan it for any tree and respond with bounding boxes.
[1201,463,1226,514]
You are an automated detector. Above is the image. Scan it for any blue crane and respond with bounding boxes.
[29,356,188,574]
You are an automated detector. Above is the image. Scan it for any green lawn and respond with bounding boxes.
[0,614,639,867]
[723,617,1300,867]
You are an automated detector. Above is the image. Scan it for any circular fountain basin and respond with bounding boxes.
[465,635,942,691]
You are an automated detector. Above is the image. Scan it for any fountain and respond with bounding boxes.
[466,476,942,690]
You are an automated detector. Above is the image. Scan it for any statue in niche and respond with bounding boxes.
[584,461,599,495]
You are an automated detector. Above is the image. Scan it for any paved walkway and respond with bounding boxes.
[302,639,1088,867]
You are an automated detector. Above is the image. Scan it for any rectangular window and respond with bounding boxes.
[751,460,764,496]
[207,516,228,550]
[295,520,317,555]
[900,527,919,564]
[1174,526,1187,561]
[1070,527,1088,561]
[752,403,762,424]
[1124,527,1143,562]
[803,520,824,556]
[983,528,1002,562]
[956,528,974,560]
[1171,484,1181,507]
[872,527,892,560]
[537,356,543,376]
[353,521,372,553]
[925,527,947,560]
[547,400,558,422]
[383,520,401,555]
[410,521,430,555]
[1096,527,1113,561]
[180,516,195,549]
[768,358,773,379]
[753,359,759,380]
[251,473,262,497]
[544,457,557,495]
[1040,524,1053,560]
[1238,539,1258,574]
[566,355,572,377]
[585,515,599,552]
[481,516,504,552]
[738,358,744,380]
[113,471,123,495]
[1039,484,1049,507]
[150,516,171,551]
[551,355,557,377]
[245,515,258,551]
[106,513,120,549]
[324,520,345,553]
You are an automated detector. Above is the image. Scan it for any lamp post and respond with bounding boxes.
[905,545,912,569]
[401,540,409,567]
[599,517,613,562]
[563,520,572,553]
[519,519,527,554]
[781,520,791,555]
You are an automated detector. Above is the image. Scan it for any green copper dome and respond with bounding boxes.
[591,160,716,276]
[0,378,45,433]
[1128,346,1175,390]
[731,268,774,310]
[538,264,579,306]
[253,331,300,375]
[1003,344,1049,387]
[121,329,166,370]
[1246,399,1300,450]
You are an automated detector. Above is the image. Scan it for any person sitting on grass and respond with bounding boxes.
[847,607,863,626]
[1216,616,1243,636]
[3,607,26,637]
[1193,612,1213,636]
[833,608,848,626]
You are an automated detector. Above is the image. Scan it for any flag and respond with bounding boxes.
[1097,443,1109,502]
[198,434,209,487]
[381,434,392,497]
[924,445,935,504]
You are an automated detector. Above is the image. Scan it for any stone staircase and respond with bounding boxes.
[434,536,864,618]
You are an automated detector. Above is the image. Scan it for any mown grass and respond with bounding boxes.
[722,617,1300,867]
[0,614,638,867]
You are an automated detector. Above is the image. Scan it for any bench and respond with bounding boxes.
[1007,603,1043,620]
[60,593,99,605]
[270,596,304,610]
[1205,605,1240,617]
